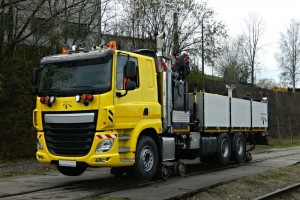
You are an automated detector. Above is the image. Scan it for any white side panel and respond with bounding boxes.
[252,101,268,128]
[202,93,230,128]
[231,98,251,128]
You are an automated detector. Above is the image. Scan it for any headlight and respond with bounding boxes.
[37,140,43,150]
[95,139,114,153]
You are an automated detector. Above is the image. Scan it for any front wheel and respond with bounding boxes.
[133,135,158,181]
[57,166,87,176]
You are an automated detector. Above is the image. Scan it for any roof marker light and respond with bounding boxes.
[108,41,117,50]
[45,96,50,103]
[87,94,93,101]
[40,97,45,104]
[75,93,93,106]
[62,47,68,54]
[72,45,76,51]
[75,95,81,103]
[49,96,56,104]
[81,94,87,101]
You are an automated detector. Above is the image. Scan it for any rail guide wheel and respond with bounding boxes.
[174,162,186,177]
[245,152,252,163]
[160,164,170,180]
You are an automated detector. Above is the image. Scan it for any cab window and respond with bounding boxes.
[116,55,138,90]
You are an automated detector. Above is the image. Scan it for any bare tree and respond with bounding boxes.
[215,36,250,82]
[0,0,26,9]
[0,0,118,59]
[117,0,165,50]
[0,0,118,99]
[275,19,300,93]
[256,78,277,89]
[241,13,265,84]
[0,0,92,61]
[118,0,227,68]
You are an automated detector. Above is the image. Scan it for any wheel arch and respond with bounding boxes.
[138,128,162,160]
[128,118,161,152]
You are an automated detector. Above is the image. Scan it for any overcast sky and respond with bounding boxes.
[206,0,300,83]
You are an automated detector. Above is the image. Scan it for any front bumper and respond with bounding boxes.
[36,131,134,167]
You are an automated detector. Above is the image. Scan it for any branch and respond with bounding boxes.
[0,0,26,9]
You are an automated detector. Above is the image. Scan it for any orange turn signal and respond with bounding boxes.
[108,41,117,50]
[62,47,68,54]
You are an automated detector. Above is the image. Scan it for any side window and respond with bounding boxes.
[116,55,138,90]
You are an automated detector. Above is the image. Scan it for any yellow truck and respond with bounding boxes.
[32,34,268,181]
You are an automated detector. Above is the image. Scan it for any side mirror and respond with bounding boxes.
[32,86,37,95]
[32,68,38,95]
[125,80,136,91]
[32,68,38,85]
[124,60,136,78]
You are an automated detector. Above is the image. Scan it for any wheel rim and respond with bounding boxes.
[237,137,244,155]
[177,162,186,176]
[140,146,154,171]
[221,139,229,158]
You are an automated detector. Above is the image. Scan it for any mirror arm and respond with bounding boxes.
[116,90,128,97]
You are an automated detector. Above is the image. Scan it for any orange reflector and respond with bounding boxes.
[81,94,87,101]
[62,47,68,54]
[108,41,117,50]
[45,96,50,103]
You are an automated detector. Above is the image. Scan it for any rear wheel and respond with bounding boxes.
[133,135,158,181]
[215,133,231,165]
[57,166,86,176]
[231,132,246,163]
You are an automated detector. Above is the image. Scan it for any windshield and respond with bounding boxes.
[38,56,112,96]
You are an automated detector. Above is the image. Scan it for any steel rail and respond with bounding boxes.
[0,151,298,199]
[254,183,300,200]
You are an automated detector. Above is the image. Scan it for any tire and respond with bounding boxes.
[231,132,246,163]
[57,166,86,176]
[133,135,158,181]
[174,162,186,177]
[245,152,252,163]
[160,164,170,180]
[215,133,231,165]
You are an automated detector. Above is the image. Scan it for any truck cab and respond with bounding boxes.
[32,46,162,179]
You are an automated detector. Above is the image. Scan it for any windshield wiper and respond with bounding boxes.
[70,86,96,89]
[69,86,97,94]
[39,89,63,96]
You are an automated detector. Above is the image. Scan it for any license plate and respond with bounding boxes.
[59,160,76,167]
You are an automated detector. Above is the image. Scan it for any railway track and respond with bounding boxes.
[255,183,300,200]
[0,148,299,200]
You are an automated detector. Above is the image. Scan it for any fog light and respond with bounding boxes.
[95,157,110,162]
[37,140,43,150]
[95,139,114,153]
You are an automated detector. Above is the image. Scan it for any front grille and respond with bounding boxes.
[43,112,96,157]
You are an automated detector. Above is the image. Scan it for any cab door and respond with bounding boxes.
[113,55,144,128]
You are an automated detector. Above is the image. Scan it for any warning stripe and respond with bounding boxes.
[96,134,117,139]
